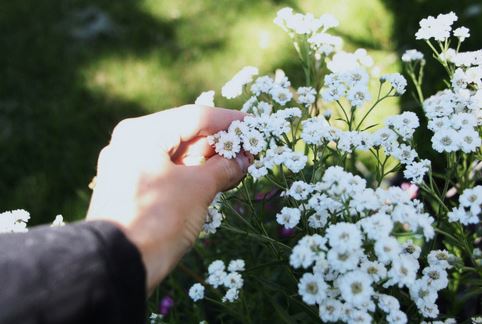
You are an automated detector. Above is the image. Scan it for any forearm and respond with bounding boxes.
[0,221,146,324]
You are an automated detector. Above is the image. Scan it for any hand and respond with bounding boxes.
[86,105,252,293]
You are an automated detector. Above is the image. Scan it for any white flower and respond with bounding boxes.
[360,260,387,282]
[385,111,419,140]
[223,272,244,289]
[372,127,398,148]
[189,283,205,302]
[453,26,470,41]
[427,250,453,270]
[208,260,226,274]
[319,13,339,30]
[206,270,227,288]
[221,66,258,99]
[409,278,438,310]
[327,248,362,273]
[270,86,293,105]
[381,73,407,95]
[402,49,424,62]
[431,129,460,152]
[404,159,431,184]
[51,215,65,227]
[241,96,258,113]
[322,82,346,102]
[415,12,458,41]
[228,259,245,272]
[203,207,223,234]
[290,234,327,269]
[357,213,392,239]
[374,237,401,264]
[392,144,418,165]
[248,160,268,179]
[255,101,273,116]
[401,240,422,259]
[327,50,373,73]
[459,185,482,211]
[274,8,333,36]
[149,313,163,323]
[286,181,313,200]
[214,131,241,159]
[319,298,343,322]
[298,272,328,305]
[377,293,401,313]
[387,310,408,324]
[337,270,373,307]
[308,32,342,55]
[326,222,362,252]
[452,113,477,130]
[448,206,477,225]
[458,128,481,153]
[276,207,301,229]
[347,84,371,107]
[422,266,448,291]
[284,152,308,173]
[222,288,240,303]
[419,302,440,319]
[297,86,317,107]
[349,310,373,324]
[452,50,482,67]
[250,76,274,96]
[0,209,30,233]
[228,120,249,137]
[242,129,266,155]
[386,255,419,288]
[308,210,329,229]
[290,245,315,269]
[195,90,215,106]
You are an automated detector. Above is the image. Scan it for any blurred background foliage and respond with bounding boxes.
[0,0,481,229]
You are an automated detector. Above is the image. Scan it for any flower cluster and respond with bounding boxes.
[187,8,480,323]
[424,89,481,153]
[1,210,67,233]
[402,49,424,63]
[285,168,452,322]
[203,194,223,234]
[274,8,341,57]
[415,12,458,41]
[0,209,30,233]
[189,259,246,303]
[322,68,371,107]
[447,186,482,225]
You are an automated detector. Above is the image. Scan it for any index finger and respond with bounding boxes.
[110,105,246,153]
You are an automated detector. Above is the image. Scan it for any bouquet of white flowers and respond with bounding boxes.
[170,7,482,324]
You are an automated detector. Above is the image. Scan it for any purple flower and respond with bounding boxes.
[159,296,174,316]
[278,225,295,238]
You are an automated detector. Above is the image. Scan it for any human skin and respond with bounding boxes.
[86,105,252,294]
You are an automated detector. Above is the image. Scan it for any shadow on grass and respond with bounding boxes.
[0,0,184,224]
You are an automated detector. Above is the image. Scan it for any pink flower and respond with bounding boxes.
[401,182,419,199]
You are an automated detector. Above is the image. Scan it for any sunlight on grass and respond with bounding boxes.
[82,52,183,111]
[81,0,400,118]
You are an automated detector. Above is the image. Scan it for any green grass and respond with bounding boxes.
[1,0,481,225]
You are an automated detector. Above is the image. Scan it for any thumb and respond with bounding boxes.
[202,152,252,194]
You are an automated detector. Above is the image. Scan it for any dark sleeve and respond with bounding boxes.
[0,221,146,324]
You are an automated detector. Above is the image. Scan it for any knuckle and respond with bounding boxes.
[219,159,240,189]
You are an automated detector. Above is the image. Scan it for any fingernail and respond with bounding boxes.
[235,154,250,173]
